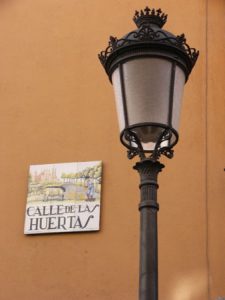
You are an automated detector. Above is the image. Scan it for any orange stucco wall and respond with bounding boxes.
[0,1,224,299]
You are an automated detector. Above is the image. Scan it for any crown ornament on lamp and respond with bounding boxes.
[133,7,167,28]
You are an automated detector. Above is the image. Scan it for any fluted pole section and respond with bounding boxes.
[134,159,164,300]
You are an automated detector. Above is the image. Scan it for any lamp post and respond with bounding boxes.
[99,7,198,300]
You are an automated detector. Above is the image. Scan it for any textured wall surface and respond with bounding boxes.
[207,1,225,299]
[0,1,224,299]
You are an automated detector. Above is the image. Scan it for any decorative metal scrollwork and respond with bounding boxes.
[133,26,160,41]
[124,130,145,160]
[124,128,175,161]
[99,25,199,68]
[98,7,199,70]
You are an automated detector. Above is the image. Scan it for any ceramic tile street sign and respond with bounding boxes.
[24,161,102,234]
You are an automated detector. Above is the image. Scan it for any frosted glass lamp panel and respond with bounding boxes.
[132,126,166,151]
[141,141,155,151]
[123,58,172,126]
[112,68,126,132]
[160,139,169,148]
[133,126,163,143]
[172,66,186,131]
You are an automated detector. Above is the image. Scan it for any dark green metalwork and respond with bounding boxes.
[98,6,199,300]
[134,159,164,300]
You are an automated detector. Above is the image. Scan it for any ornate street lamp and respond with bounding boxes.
[99,7,198,300]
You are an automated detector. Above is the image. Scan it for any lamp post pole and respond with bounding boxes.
[134,160,164,300]
[98,6,198,300]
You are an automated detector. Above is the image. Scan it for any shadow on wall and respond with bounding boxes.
[169,270,207,300]
[0,0,15,10]
[0,0,14,4]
